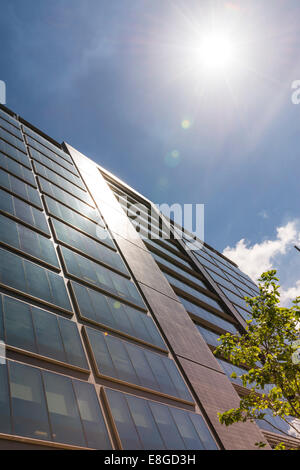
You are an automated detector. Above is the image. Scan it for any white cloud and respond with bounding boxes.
[222,220,300,306]
[280,280,300,305]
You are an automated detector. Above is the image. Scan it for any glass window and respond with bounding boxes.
[23,126,73,165]
[44,195,106,241]
[195,324,222,348]
[0,116,23,140]
[220,286,250,311]
[105,389,218,450]
[71,281,165,349]
[146,240,193,269]
[26,135,77,174]
[0,188,50,236]
[0,168,43,209]
[151,251,206,287]
[0,247,72,313]
[0,363,12,434]
[43,372,86,447]
[72,380,112,449]
[178,295,239,335]
[0,213,59,268]
[33,161,94,206]
[61,246,145,310]
[2,360,111,448]
[164,272,222,311]
[0,127,27,153]
[9,361,51,440]
[86,327,192,402]
[0,109,21,129]
[0,139,30,168]
[0,152,36,187]
[52,218,124,272]
[29,147,85,189]
[38,176,100,222]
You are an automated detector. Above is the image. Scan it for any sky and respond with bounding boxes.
[1,0,300,305]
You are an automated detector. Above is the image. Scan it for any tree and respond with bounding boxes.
[214,270,300,449]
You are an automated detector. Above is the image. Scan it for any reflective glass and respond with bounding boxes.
[29,147,85,188]
[0,139,30,168]
[0,168,43,209]
[44,195,106,241]
[196,325,222,348]
[164,272,222,311]
[43,372,86,447]
[2,359,111,448]
[0,109,21,129]
[52,218,123,272]
[38,176,100,222]
[86,327,192,402]
[71,281,165,349]
[0,189,50,236]
[9,361,51,440]
[24,126,73,164]
[61,246,145,309]
[72,381,112,449]
[178,295,238,335]
[0,152,36,186]
[0,364,12,434]
[0,247,72,312]
[0,127,27,153]
[33,161,94,206]
[0,117,23,140]
[105,388,217,450]
[26,135,76,173]
[0,213,59,268]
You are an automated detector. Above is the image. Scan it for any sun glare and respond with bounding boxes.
[189,32,237,72]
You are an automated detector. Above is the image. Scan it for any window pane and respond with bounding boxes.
[148,402,186,450]
[61,246,145,310]
[0,127,27,153]
[0,109,21,129]
[57,317,88,370]
[52,218,122,271]
[38,176,100,222]
[0,247,72,312]
[29,147,85,189]
[0,213,59,268]
[44,195,106,241]
[3,296,36,353]
[86,327,191,401]
[42,371,86,447]
[24,127,74,165]
[32,307,66,362]
[0,169,42,209]
[9,361,51,441]
[0,363,11,434]
[126,394,165,450]
[105,389,217,450]
[72,381,112,449]
[26,135,76,172]
[0,139,30,168]
[169,408,205,450]
[104,389,143,449]
[71,281,165,349]
[0,152,36,186]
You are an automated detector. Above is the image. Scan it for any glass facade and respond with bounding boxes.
[0,104,290,451]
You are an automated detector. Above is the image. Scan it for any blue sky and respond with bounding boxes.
[1,0,300,302]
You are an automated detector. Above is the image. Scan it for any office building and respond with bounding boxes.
[0,104,297,450]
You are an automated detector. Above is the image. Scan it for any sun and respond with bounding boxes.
[189,32,237,72]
